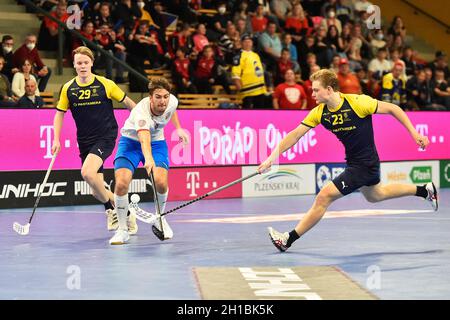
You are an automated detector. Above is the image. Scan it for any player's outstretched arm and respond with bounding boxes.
[258,124,311,173]
[376,100,429,150]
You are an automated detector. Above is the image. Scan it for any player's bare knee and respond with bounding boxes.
[81,169,96,184]
[155,183,168,194]
[315,192,333,208]
[114,179,129,196]
[364,190,384,203]
[154,177,168,194]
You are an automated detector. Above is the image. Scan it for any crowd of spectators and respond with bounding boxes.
[1,0,448,110]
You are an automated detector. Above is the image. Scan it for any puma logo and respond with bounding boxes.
[98,148,104,155]
[341,181,348,189]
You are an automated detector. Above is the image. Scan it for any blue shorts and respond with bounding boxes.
[114,136,169,173]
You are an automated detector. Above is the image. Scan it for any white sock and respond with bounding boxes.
[114,194,129,231]
[156,190,168,215]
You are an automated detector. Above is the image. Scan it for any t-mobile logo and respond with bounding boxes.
[40,125,72,158]
[186,172,218,197]
[187,172,200,196]
[40,125,54,159]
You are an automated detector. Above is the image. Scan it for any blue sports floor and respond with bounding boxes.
[0,190,448,300]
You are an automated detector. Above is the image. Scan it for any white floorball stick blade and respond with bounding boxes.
[13,222,30,235]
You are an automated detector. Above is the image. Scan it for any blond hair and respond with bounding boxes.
[148,78,171,95]
[73,46,95,63]
[310,69,339,91]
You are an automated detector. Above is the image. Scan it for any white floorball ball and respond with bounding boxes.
[130,194,140,204]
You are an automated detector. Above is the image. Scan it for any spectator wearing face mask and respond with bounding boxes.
[12,34,51,92]
[0,35,18,81]
[17,78,44,108]
[370,29,387,56]
[320,7,342,34]
[211,2,232,41]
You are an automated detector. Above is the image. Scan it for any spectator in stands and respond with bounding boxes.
[172,47,197,94]
[325,25,345,58]
[389,34,405,53]
[169,22,194,59]
[330,54,341,73]
[406,69,431,111]
[112,0,142,35]
[321,7,342,34]
[368,47,391,83]
[92,2,114,29]
[432,68,450,110]
[284,3,312,44]
[146,0,169,56]
[192,45,231,94]
[235,17,253,38]
[302,64,321,110]
[337,58,362,94]
[381,62,407,109]
[218,23,240,65]
[258,21,282,74]
[0,56,17,107]
[340,22,353,56]
[210,2,232,41]
[232,34,268,109]
[314,25,332,68]
[72,20,95,53]
[275,48,300,86]
[301,52,319,81]
[270,0,292,28]
[17,79,44,108]
[251,4,268,34]
[321,0,337,17]
[429,51,449,80]
[281,33,298,65]
[13,34,51,92]
[273,69,307,110]
[335,0,353,27]
[355,65,371,95]
[389,48,406,79]
[37,1,69,52]
[126,21,153,91]
[192,23,210,56]
[12,59,40,98]
[93,23,116,79]
[0,35,17,81]
[387,16,407,45]
[348,24,369,70]
[402,46,419,77]
[370,29,387,57]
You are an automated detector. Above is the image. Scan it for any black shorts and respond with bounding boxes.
[79,138,116,173]
[332,163,380,196]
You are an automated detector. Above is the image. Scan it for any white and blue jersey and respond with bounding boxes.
[114,94,178,172]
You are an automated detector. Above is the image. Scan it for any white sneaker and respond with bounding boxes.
[152,216,173,241]
[127,210,138,235]
[109,229,130,245]
[106,209,118,231]
[268,227,290,252]
[425,182,438,211]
